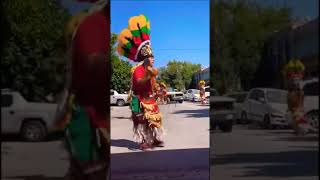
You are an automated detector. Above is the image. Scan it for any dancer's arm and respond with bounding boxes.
[134,66,153,85]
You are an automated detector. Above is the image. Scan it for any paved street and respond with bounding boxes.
[111,101,210,180]
[211,125,319,180]
[2,101,317,180]
[1,138,68,180]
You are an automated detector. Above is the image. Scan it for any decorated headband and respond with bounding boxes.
[117,14,153,62]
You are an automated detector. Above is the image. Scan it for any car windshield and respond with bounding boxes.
[229,93,247,103]
[266,90,287,104]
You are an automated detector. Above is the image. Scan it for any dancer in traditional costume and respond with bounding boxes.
[117,14,165,150]
[284,59,308,135]
[154,82,161,103]
[159,82,168,104]
[54,1,110,179]
[199,80,206,104]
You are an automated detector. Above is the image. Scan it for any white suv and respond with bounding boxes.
[110,90,129,106]
[301,78,318,129]
[185,89,201,102]
[1,89,57,141]
[242,88,288,129]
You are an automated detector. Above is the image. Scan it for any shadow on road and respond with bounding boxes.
[111,148,209,174]
[3,175,64,180]
[197,104,210,107]
[112,116,131,120]
[111,139,140,150]
[212,149,318,178]
[1,132,64,142]
[174,109,209,118]
[273,135,319,142]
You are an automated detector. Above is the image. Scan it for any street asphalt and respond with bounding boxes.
[111,101,210,180]
[1,101,318,180]
[211,124,319,180]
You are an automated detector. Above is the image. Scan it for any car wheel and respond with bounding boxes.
[219,121,233,132]
[240,111,248,124]
[305,110,319,129]
[21,120,47,142]
[263,115,272,129]
[179,100,183,103]
[117,99,125,106]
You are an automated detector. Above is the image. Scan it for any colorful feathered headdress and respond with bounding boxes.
[199,80,205,86]
[283,59,305,79]
[117,14,153,62]
[160,82,167,88]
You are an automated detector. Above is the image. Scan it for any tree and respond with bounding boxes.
[110,33,132,93]
[212,0,291,94]
[158,60,201,90]
[1,0,70,101]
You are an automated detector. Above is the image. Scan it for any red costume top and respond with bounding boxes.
[132,65,153,100]
[72,9,109,129]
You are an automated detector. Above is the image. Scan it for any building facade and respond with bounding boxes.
[255,18,319,89]
[192,67,210,88]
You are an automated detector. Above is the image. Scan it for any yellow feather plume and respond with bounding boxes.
[118,29,132,45]
[147,21,150,30]
[137,14,147,27]
[128,14,148,31]
[128,16,139,31]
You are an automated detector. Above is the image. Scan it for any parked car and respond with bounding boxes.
[301,78,318,129]
[242,88,288,129]
[1,89,57,142]
[224,92,248,124]
[167,90,184,103]
[204,86,210,98]
[211,88,219,96]
[183,90,188,100]
[210,95,236,132]
[185,89,201,102]
[110,90,129,106]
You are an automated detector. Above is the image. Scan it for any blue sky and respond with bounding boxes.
[111,0,210,68]
[60,0,318,68]
[59,0,210,68]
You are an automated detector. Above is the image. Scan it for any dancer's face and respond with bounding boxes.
[148,57,154,67]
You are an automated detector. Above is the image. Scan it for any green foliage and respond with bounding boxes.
[158,60,201,90]
[110,33,132,93]
[212,0,291,94]
[1,0,70,101]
